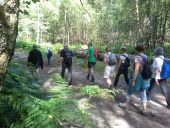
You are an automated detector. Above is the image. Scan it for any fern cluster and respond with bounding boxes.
[0,60,93,128]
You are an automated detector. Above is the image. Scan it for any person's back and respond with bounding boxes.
[46,48,52,65]
[60,44,73,85]
[88,46,95,63]
[28,45,43,69]
[113,47,129,88]
[60,47,73,66]
[86,43,96,82]
[103,47,117,89]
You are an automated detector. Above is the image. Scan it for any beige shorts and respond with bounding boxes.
[104,65,115,78]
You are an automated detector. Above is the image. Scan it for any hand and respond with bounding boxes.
[155,79,159,86]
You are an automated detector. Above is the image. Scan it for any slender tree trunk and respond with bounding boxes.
[135,0,141,42]
[36,4,40,44]
[0,0,20,87]
[161,3,168,47]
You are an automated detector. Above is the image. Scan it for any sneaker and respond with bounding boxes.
[90,79,95,82]
[86,74,90,80]
[90,76,95,82]
[68,81,72,85]
[139,109,148,115]
[119,103,126,108]
[109,85,113,90]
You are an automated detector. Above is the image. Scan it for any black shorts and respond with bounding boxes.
[88,62,96,68]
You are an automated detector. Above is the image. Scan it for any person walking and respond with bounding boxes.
[119,45,150,114]
[60,43,73,85]
[27,44,43,70]
[113,47,130,87]
[86,43,96,82]
[147,47,170,108]
[46,47,52,65]
[103,47,117,89]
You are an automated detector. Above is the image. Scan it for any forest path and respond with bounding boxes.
[14,49,170,128]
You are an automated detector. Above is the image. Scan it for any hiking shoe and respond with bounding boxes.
[167,105,170,109]
[119,103,126,108]
[109,85,113,90]
[90,76,95,82]
[90,79,95,82]
[86,74,90,80]
[68,81,72,85]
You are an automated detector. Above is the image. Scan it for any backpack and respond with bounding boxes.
[139,55,152,80]
[122,55,130,67]
[64,49,73,65]
[160,57,170,79]
[94,47,98,58]
[107,53,116,66]
[47,50,52,57]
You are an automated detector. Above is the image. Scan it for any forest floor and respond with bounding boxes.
[14,50,170,128]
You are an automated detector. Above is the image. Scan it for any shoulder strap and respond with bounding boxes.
[158,56,164,60]
[121,54,128,58]
[138,54,147,60]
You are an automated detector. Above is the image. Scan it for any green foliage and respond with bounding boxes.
[0,60,93,128]
[80,85,120,100]
[16,40,82,54]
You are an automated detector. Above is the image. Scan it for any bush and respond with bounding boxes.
[0,60,93,128]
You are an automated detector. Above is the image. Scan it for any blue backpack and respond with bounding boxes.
[160,57,170,79]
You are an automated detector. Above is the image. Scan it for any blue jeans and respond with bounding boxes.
[127,86,147,102]
[47,57,51,65]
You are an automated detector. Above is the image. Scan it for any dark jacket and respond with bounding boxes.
[28,49,43,69]
[60,48,73,66]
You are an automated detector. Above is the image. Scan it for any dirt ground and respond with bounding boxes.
[14,50,170,128]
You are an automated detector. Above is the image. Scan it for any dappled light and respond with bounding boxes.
[1,0,170,128]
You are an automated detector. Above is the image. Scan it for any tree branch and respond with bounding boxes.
[80,0,91,19]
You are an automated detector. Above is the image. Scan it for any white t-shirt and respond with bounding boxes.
[152,55,164,79]
[120,53,128,63]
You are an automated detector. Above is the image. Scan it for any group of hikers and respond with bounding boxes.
[27,42,170,115]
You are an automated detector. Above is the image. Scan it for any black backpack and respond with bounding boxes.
[47,50,52,57]
[64,49,73,65]
[139,55,152,80]
[122,55,130,67]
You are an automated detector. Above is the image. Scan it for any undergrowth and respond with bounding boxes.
[0,59,94,128]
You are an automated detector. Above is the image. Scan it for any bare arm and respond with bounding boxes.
[132,62,140,81]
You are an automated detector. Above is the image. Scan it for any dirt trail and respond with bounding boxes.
[14,50,170,128]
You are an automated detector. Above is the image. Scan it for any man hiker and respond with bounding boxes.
[113,47,130,87]
[103,47,117,89]
[60,43,73,85]
[46,47,52,65]
[27,44,43,70]
[86,43,96,82]
[147,47,170,108]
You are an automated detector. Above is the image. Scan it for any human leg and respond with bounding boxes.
[90,67,95,82]
[123,69,129,86]
[87,62,91,80]
[113,72,121,87]
[146,78,156,101]
[88,62,95,82]
[61,62,66,78]
[67,65,73,85]
[119,84,136,108]
[159,79,170,107]
[140,89,147,112]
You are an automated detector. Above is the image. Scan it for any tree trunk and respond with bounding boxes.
[0,0,19,87]
[161,3,168,47]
